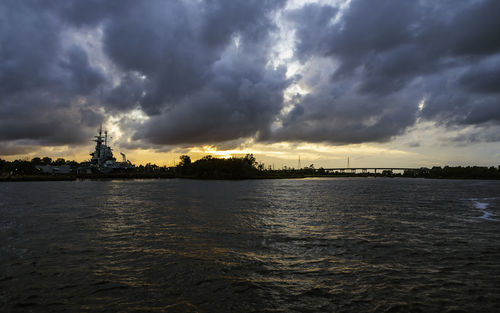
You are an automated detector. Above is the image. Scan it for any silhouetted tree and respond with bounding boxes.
[243,154,257,167]
[31,157,42,165]
[0,158,6,173]
[53,158,66,165]
[42,157,52,165]
[179,155,191,167]
[67,160,78,168]
[5,159,38,175]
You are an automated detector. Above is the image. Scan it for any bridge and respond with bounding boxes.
[321,167,420,174]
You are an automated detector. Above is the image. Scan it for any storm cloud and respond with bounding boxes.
[268,0,500,144]
[1,0,499,155]
[0,0,106,151]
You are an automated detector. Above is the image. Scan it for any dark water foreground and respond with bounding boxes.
[1,178,499,312]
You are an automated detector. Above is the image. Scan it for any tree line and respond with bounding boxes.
[0,157,77,175]
[403,166,500,179]
[175,154,260,179]
[0,154,262,179]
[1,155,499,180]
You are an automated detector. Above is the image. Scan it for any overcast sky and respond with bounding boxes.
[1,0,499,167]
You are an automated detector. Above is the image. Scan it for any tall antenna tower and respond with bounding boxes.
[298,155,301,169]
[347,156,350,168]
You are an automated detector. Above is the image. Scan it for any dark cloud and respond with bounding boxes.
[133,63,290,145]
[269,0,500,144]
[0,142,35,156]
[263,87,418,144]
[59,45,106,94]
[1,0,499,155]
[0,91,102,145]
[458,57,500,94]
[452,126,500,144]
[90,0,285,116]
[100,0,289,143]
[0,1,106,149]
[56,0,127,28]
[448,0,500,56]
[103,72,145,113]
[1,0,289,152]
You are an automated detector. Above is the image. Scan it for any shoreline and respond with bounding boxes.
[2,174,500,182]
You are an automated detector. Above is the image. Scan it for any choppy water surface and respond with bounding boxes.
[1,178,499,312]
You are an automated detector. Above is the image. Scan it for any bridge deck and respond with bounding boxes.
[323,168,419,171]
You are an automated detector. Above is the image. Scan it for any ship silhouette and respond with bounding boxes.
[79,125,134,174]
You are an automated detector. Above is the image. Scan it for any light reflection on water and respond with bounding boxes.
[1,178,500,312]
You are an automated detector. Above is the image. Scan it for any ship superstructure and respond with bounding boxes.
[90,125,116,168]
[85,125,134,173]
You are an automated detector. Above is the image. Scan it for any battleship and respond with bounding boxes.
[79,125,134,174]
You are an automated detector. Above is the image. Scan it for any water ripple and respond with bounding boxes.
[1,178,500,312]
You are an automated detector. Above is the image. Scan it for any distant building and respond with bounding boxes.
[36,165,71,174]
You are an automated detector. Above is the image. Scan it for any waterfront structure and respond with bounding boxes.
[36,165,71,174]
